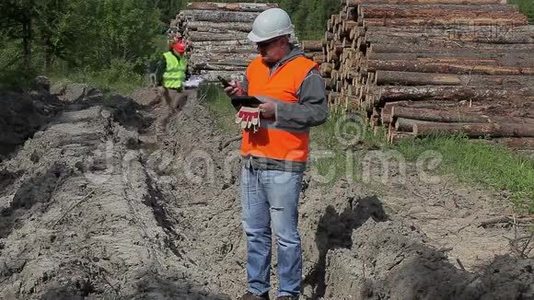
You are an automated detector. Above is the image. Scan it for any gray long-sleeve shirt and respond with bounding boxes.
[241,46,329,172]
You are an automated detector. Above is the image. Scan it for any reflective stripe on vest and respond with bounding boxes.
[162,52,187,89]
[243,55,318,162]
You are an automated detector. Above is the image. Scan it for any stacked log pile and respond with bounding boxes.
[321,0,534,148]
[170,2,278,81]
[301,40,326,64]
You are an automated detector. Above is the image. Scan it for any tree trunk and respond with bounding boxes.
[358,4,518,19]
[185,21,252,32]
[364,30,534,44]
[191,40,250,47]
[198,70,246,81]
[320,63,334,76]
[368,52,534,66]
[413,122,534,137]
[395,117,433,131]
[202,45,257,54]
[180,10,259,23]
[369,42,534,53]
[347,0,506,6]
[371,85,534,104]
[191,59,250,70]
[390,106,490,123]
[300,40,323,52]
[189,53,256,62]
[187,31,248,42]
[365,25,534,34]
[374,71,534,86]
[365,58,534,75]
[363,17,527,27]
[185,2,278,12]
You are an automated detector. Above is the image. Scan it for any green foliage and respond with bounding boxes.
[157,0,187,23]
[510,0,534,23]
[198,84,240,134]
[278,0,341,39]
[0,0,161,89]
[0,0,343,90]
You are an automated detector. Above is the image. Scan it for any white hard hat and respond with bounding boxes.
[248,8,294,43]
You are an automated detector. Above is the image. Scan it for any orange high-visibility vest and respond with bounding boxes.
[242,55,318,162]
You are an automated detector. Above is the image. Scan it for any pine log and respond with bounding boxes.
[390,106,489,123]
[363,17,527,27]
[192,61,248,71]
[358,4,518,19]
[372,85,534,104]
[343,20,358,32]
[301,40,323,52]
[185,2,278,12]
[369,42,534,53]
[201,45,257,54]
[186,21,252,32]
[368,52,534,66]
[413,122,534,137]
[187,31,248,42]
[365,25,533,33]
[395,117,434,131]
[180,10,259,23]
[191,40,250,47]
[198,70,245,81]
[487,115,534,125]
[320,63,334,76]
[312,54,325,64]
[381,102,405,124]
[325,78,334,89]
[189,53,256,63]
[347,0,506,5]
[364,31,534,44]
[364,26,534,43]
[365,59,534,75]
[374,71,534,86]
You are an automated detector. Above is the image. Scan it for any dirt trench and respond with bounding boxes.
[0,85,533,300]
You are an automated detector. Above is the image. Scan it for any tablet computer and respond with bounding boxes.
[231,96,262,108]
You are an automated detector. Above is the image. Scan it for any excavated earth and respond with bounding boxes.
[0,82,533,300]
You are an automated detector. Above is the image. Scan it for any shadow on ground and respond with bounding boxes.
[304,195,389,298]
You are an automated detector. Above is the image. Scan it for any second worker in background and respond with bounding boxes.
[151,37,189,137]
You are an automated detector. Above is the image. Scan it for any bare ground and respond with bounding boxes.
[0,85,532,300]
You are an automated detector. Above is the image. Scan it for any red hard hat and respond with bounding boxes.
[171,41,186,54]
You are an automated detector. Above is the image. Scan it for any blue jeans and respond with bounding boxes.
[241,166,303,297]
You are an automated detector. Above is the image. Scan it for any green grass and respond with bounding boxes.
[46,58,146,95]
[510,0,534,23]
[309,112,384,185]
[198,84,240,134]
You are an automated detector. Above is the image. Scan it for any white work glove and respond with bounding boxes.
[235,106,261,133]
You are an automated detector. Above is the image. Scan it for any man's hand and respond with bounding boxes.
[224,80,245,97]
[259,102,276,119]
